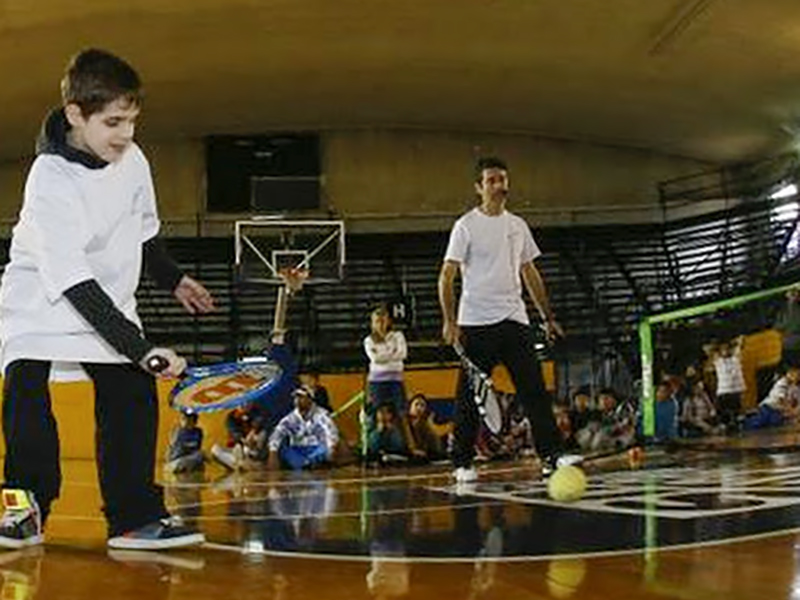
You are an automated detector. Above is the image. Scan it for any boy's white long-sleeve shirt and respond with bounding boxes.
[0,142,159,369]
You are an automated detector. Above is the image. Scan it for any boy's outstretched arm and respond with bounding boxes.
[143,236,214,314]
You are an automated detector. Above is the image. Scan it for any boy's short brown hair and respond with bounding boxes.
[60,48,142,117]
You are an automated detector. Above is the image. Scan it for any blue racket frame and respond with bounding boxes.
[168,356,284,414]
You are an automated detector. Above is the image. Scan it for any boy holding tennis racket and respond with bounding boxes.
[0,49,214,549]
[439,156,581,482]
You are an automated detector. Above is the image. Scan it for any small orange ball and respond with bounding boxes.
[627,446,644,468]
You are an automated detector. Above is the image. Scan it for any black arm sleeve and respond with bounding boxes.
[63,279,154,363]
[143,236,183,291]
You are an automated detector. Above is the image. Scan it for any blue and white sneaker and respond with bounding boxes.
[0,490,43,549]
[107,516,205,550]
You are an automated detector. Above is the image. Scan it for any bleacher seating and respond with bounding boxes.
[0,195,796,375]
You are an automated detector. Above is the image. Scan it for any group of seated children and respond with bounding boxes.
[555,388,637,453]
[210,382,340,471]
[166,375,341,474]
[365,393,448,464]
[658,352,800,438]
[648,372,724,442]
[167,365,800,476]
[168,383,454,473]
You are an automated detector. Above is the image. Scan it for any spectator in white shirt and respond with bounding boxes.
[267,384,339,471]
[363,305,416,456]
[704,336,746,433]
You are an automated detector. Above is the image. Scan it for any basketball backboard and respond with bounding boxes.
[234,219,345,284]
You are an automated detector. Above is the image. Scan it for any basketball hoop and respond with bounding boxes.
[278,267,309,294]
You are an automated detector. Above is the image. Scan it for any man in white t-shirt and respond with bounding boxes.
[438,156,580,482]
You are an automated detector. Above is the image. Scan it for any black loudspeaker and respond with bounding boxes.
[250,177,320,211]
[206,134,320,212]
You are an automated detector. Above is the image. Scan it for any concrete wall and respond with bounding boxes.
[0,128,709,235]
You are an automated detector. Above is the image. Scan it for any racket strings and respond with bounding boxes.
[170,360,283,413]
[464,362,503,432]
[454,344,503,434]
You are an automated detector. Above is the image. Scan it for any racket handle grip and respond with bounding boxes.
[145,354,170,374]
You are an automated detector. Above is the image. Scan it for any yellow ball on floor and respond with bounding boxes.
[547,465,587,502]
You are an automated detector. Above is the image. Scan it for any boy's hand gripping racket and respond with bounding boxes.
[148,353,283,414]
[453,343,503,435]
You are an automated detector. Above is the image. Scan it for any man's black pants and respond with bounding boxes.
[452,320,563,468]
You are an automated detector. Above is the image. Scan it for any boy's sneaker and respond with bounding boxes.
[0,490,43,549]
[107,516,205,550]
[541,453,584,478]
[453,466,479,483]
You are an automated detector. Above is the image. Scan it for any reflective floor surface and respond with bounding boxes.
[12,431,800,599]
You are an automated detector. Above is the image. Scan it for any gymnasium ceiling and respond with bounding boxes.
[1,0,800,164]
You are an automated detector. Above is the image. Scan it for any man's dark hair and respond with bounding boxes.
[61,48,142,116]
[474,156,508,182]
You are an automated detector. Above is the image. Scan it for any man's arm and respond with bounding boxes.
[438,260,460,345]
[520,261,563,341]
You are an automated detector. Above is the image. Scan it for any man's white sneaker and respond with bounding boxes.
[453,467,478,483]
[557,454,584,468]
[542,453,584,477]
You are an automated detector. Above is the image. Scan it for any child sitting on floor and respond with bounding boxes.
[407,394,445,461]
[745,366,800,430]
[164,410,204,474]
[267,384,340,471]
[367,405,408,463]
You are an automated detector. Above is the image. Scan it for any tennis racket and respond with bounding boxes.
[148,267,306,413]
[453,343,503,435]
[146,354,283,413]
[152,356,283,413]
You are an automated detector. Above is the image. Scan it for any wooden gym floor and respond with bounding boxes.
[9,430,800,600]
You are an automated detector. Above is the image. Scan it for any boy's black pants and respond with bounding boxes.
[2,360,169,536]
[452,320,563,468]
